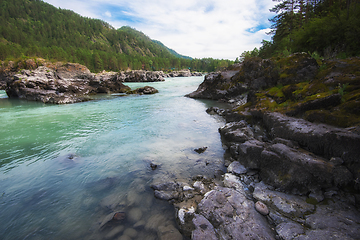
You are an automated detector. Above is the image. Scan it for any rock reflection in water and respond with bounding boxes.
[88,170,182,240]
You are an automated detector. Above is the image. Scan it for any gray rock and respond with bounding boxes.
[194,146,208,154]
[128,86,159,95]
[197,186,275,239]
[192,214,217,240]
[128,208,142,223]
[157,224,183,240]
[145,214,169,231]
[123,228,137,238]
[329,157,344,166]
[105,225,125,239]
[118,70,165,82]
[227,161,247,175]
[253,182,315,219]
[151,181,179,191]
[260,143,351,193]
[308,190,324,203]
[223,173,244,191]
[273,137,299,149]
[293,202,360,240]
[276,221,305,240]
[118,235,132,240]
[237,139,266,169]
[193,181,206,193]
[262,112,360,189]
[154,190,179,201]
[219,121,255,144]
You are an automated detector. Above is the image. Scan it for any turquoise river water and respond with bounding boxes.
[0,76,228,240]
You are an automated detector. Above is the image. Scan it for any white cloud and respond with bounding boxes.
[43,0,276,60]
[104,11,112,18]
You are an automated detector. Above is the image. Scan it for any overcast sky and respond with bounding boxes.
[43,0,276,60]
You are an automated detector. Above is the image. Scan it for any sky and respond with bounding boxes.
[43,0,276,60]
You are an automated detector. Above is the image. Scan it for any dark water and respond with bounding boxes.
[0,77,227,239]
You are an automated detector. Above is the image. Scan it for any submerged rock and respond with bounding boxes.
[128,208,142,223]
[194,147,208,154]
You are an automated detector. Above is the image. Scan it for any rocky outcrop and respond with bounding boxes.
[253,181,360,240]
[219,111,359,194]
[5,64,131,104]
[262,112,360,173]
[186,53,318,101]
[3,63,169,104]
[166,69,202,77]
[110,69,202,82]
[150,157,360,239]
[116,70,165,82]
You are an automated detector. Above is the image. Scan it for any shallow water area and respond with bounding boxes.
[0,77,228,240]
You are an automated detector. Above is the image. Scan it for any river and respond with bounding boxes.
[0,76,227,240]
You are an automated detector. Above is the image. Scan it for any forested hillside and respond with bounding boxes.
[0,0,233,72]
[241,0,360,59]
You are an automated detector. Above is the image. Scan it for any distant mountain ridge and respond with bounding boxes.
[152,40,192,60]
[0,0,233,72]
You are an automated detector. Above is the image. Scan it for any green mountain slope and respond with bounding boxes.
[152,40,192,60]
[0,0,233,72]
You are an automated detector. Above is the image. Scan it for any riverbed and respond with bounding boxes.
[0,76,228,239]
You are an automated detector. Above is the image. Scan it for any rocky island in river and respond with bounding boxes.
[0,59,202,104]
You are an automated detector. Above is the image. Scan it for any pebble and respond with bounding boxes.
[105,225,124,239]
[124,228,137,238]
[255,201,269,215]
[127,191,141,206]
[145,214,168,230]
[183,185,194,191]
[118,235,131,240]
[133,220,146,228]
[128,208,142,223]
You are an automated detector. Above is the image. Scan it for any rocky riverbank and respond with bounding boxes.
[150,53,360,239]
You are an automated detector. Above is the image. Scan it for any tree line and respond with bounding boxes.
[0,0,233,72]
[239,0,360,60]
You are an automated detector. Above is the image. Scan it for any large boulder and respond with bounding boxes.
[197,186,275,239]
[186,69,242,100]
